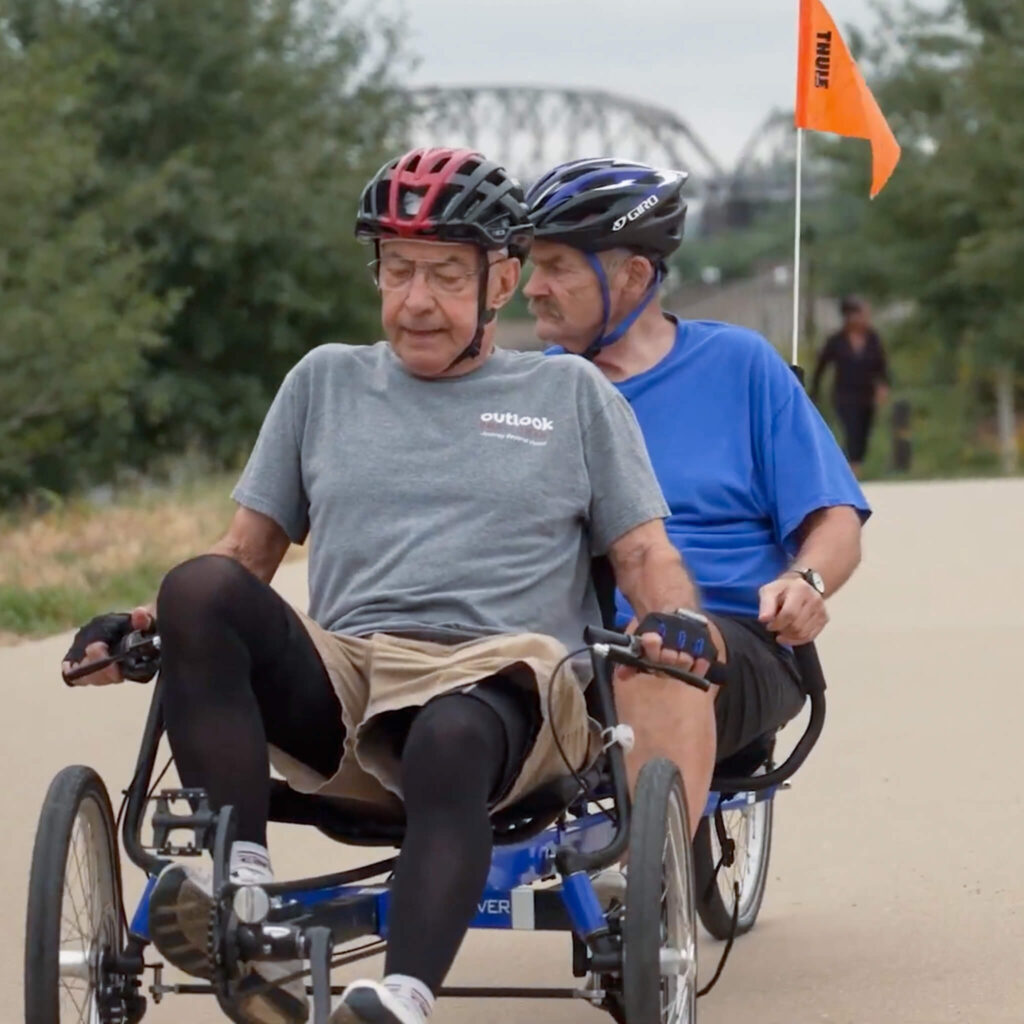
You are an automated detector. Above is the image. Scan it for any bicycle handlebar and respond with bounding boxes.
[63,619,818,794]
[584,625,827,793]
[710,642,826,792]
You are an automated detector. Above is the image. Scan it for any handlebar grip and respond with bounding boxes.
[655,662,712,692]
[706,662,728,687]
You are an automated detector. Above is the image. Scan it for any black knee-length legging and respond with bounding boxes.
[156,553,528,991]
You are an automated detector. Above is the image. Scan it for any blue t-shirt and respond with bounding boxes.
[550,319,870,622]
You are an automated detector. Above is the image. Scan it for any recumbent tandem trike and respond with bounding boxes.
[26,597,826,1024]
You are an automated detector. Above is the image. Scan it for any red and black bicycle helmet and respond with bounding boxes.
[356,148,533,364]
[357,147,532,256]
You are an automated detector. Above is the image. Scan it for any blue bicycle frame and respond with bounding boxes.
[127,787,774,944]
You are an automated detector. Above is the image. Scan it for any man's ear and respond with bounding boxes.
[624,253,657,295]
[488,257,523,310]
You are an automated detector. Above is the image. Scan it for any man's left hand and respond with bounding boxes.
[623,621,711,682]
[758,575,829,645]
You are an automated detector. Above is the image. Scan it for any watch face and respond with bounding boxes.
[806,569,825,594]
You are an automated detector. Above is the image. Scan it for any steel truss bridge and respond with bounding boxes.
[406,86,817,233]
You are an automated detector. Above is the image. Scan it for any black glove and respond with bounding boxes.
[635,610,718,664]
[63,612,134,667]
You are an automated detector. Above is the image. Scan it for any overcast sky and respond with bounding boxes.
[377,0,925,168]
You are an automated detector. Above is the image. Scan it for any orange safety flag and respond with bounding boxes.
[795,0,901,197]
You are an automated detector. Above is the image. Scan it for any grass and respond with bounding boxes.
[0,563,171,640]
[0,472,303,644]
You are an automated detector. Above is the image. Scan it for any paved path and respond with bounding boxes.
[6,479,1023,1023]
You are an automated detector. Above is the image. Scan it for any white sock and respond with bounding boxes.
[229,841,274,885]
[383,974,434,1021]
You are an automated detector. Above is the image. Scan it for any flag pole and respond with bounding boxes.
[791,126,804,368]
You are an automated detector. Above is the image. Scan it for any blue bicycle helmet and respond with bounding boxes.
[526,159,688,357]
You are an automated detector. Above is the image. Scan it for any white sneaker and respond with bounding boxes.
[149,862,309,1023]
[590,866,628,909]
[330,979,424,1024]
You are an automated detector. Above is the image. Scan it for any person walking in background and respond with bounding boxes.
[812,295,891,477]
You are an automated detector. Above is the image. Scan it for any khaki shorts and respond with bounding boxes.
[267,611,602,815]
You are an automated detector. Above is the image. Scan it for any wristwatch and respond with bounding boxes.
[788,566,825,596]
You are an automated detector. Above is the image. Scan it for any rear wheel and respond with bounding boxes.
[694,773,773,939]
[25,766,130,1024]
[622,758,696,1024]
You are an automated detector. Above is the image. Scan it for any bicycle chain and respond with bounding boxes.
[207,899,219,975]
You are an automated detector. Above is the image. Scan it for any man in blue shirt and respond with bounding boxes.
[524,158,869,829]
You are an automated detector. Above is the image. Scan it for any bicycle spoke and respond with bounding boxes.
[68,819,93,934]
[60,976,89,1023]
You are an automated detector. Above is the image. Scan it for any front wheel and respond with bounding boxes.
[622,758,696,1024]
[25,766,130,1024]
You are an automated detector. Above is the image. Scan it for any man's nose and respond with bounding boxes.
[401,270,437,312]
[523,268,547,298]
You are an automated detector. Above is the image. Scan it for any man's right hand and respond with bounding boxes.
[62,607,155,686]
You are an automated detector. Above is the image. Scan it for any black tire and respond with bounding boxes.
[25,766,127,1024]
[622,758,696,1024]
[693,782,773,940]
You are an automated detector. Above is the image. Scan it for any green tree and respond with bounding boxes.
[82,0,412,460]
[3,0,411,502]
[0,23,175,499]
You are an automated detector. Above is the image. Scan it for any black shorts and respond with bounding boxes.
[711,615,805,761]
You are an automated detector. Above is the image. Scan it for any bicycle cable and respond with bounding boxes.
[544,646,618,825]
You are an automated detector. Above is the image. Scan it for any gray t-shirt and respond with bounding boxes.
[233,342,668,651]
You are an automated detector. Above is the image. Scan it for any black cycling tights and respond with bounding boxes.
[385,694,506,991]
[157,554,345,846]
[157,554,510,992]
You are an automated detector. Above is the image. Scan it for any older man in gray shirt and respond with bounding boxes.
[61,148,710,1024]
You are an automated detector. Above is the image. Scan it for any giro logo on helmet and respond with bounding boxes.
[612,194,660,231]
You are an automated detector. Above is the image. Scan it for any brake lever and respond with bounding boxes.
[63,653,119,683]
[598,645,711,692]
[121,630,162,682]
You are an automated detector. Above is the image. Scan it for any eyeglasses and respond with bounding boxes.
[369,257,478,297]
[369,255,511,298]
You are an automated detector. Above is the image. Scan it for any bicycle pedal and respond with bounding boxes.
[150,788,217,856]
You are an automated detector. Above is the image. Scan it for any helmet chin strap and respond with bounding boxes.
[581,252,663,361]
[446,253,496,370]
